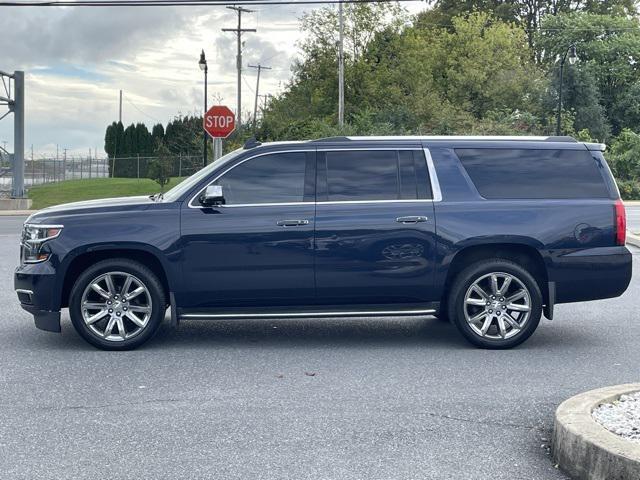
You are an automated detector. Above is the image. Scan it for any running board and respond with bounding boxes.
[180,308,437,321]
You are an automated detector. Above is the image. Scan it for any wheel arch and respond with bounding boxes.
[442,242,549,311]
[60,245,171,309]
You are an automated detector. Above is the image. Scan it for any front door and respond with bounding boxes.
[179,150,316,311]
[314,148,437,306]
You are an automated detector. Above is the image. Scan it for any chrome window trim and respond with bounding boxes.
[423,148,442,202]
[188,147,442,208]
[318,199,433,205]
[188,149,315,209]
[317,147,421,151]
[210,202,311,208]
[346,135,552,141]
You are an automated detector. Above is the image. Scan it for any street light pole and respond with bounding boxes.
[556,44,578,136]
[199,50,208,167]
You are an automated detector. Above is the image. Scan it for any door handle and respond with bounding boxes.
[277,219,310,227]
[396,216,428,224]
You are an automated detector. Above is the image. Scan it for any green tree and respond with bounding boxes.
[148,141,173,192]
[261,10,545,138]
[542,65,610,140]
[537,13,640,134]
[425,1,637,51]
[430,12,542,119]
[151,123,165,144]
[607,129,640,181]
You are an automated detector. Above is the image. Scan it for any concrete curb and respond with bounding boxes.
[627,232,640,249]
[0,210,35,216]
[553,383,640,480]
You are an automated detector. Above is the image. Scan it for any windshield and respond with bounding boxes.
[161,148,245,202]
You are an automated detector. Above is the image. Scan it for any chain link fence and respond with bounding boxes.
[0,154,203,195]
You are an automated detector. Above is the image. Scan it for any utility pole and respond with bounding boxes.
[222,6,256,127]
[119,89,123,123]
[248,64,271,131]
[0,70,25,197]
[258,94,271,114]
[338,0,345,128]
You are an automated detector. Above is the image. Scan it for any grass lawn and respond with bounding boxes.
[28,177,185,210]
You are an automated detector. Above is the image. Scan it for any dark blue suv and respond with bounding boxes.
[15,136,632,350]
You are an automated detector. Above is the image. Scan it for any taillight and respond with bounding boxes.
[615,199,626,246]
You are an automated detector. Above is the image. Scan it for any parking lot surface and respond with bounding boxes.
[1,216,639,479]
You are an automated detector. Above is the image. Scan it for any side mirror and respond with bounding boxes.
[200,185,225,206]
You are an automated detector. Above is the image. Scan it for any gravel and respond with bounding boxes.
[592,391,640,442]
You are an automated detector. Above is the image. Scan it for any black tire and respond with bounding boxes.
[447,259,542,349]
[69,258,166,350]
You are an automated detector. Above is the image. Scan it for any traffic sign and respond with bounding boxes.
[203,105,235,138]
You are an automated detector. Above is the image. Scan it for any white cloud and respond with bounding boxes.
[0,2,426,156]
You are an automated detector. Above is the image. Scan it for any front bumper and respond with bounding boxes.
[15,261,62,333]
[552,246,632,304]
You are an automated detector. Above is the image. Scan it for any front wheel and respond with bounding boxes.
[69,259,166,350]
[447,259,542,349]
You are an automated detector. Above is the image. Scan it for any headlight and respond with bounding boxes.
[21,224,63,263]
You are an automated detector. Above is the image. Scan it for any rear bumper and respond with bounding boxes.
[551,246,632,304]
[14,261,61,333]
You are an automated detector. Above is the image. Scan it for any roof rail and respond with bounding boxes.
[544,136,577,143]
[314,135,579,142]
[584,142,606,151]
[313,136,351,143]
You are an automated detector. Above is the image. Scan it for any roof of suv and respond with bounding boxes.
[248,136,606,151]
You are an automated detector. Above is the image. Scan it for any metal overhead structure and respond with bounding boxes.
[0,70,25,198]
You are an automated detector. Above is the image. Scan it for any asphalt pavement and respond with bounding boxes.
[1,215,639,480]
[626,204,640,233]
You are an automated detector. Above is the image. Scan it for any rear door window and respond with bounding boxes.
[320,150,431,201]
[455,148,610,199]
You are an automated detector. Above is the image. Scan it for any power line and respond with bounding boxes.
[124,95,163,123]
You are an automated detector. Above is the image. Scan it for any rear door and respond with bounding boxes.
[314,147,438,306]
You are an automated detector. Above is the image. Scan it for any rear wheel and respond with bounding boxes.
[447,259,542,349]
[69,259,166,350]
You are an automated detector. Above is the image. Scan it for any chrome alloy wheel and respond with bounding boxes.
[80,271,153,342]
[463,272,531,340]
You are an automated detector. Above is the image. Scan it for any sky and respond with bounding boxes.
[0,1,427,158]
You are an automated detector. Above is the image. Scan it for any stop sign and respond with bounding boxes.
[203,105,235,138]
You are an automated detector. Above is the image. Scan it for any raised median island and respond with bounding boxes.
[553,384,640,480]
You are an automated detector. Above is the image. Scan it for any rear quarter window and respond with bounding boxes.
[455,148,610,199]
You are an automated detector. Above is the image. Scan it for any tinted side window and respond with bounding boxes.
[213,152,309,205]
[456,148,609,199]
[324,150,430,201]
